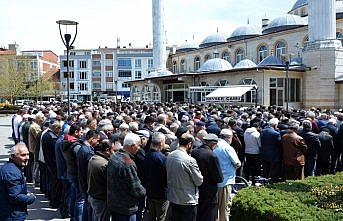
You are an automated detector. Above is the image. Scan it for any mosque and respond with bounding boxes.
[129,0,343,110]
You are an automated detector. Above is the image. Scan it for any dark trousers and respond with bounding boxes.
[111,212,136,221]
[136,196,146,221]
[305,159,316,177]
[262,160,281,181]
[82,193,93,221]
[39,162,48,195]
[316,161,330,176]
[170,203,197,221]
[59,179,71,218]
[283,165,304,180]
[196,202,217,221]
[245,154,261,184]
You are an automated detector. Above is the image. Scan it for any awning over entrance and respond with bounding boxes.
[205,85,255,102]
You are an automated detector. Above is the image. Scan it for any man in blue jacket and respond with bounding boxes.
[0,143,36,221]
[260,118,282,182]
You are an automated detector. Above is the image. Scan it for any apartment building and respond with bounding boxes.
[60,47,153,101]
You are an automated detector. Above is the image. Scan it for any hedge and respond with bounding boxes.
[231,172,343,221]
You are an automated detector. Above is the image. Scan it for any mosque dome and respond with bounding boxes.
[199,33,227,48]
[229,25,261,41]
[198,58,233,73]
[263,14,305,34]
[258,55,285,67]
[234,59,257,69]
[149,70,173,78]
[177,41,198,52]
[289,0,343,15]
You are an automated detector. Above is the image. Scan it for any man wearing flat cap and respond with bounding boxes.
[191,133,223,221]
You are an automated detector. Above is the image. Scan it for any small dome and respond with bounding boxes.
[177,41,198,52]
[290,0,307,12]
[258,55,284,67]
[198,58,233,73]
[229,25,261,41]
[263,14,305,34]
[234,59,257,69]
[199,33,227,48]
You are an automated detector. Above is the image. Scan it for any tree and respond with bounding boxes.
[0,55,28,103]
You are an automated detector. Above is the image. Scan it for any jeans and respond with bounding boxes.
[88,195,110,221]
[305,159,316,177]
[82,193,92,221]
[68,177,84,221]
[111,212,136,221]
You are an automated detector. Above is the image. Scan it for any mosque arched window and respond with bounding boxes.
[172,61,178,73]
[239,78,257,103]
[235,48,244,64]
[275,41,287,60]
[215,79,229,87]
[222,51,230,62]
[204,54,211,62]
[194,57,201,71]
[258,45,268,63]
[199,82,209,87]
[180,59,186,73]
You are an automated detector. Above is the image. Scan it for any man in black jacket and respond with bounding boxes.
[191,133,223,221]
[317,128,335,175]
[300,120,321,177]
[41,120,61,208]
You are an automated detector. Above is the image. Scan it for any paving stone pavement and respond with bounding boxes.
[0,115,68,221]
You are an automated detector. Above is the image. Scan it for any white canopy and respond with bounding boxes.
[206,85,255,101]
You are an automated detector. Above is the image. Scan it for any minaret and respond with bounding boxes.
[308,0,336,42]
[303,0,342,109]
[152,0,166,71]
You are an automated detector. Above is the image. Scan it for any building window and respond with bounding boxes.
[148,59,153,69]
[270,78,301,106]
[222,52,230,62]
[235,49,244,64]
[337,32,343,45]
[172,61,178,73]
[199,82,209,87]
[180,59,186,73]
[135,59,141,68]
[258,45,268,62]
[30,61,37,69]
[64,71,74,78]
[275,41,286,60]
[105,60,113,66]
[204,54,211,62]
[194,57,201,71]
[93,82,101,89]
[106,71,113,78]
[118,70,132,78]
[92,60,101,66]
[79,71,87,80]
[70,83,75,90]
[135,70,142,79]
[215,79,229,86]
[92,71,101,78]
[106,83,113,90]
[118,59,132,69]
[79,83,88,91]
[239,78,256,103]
[122,83,130,88]
[63,60,74,67]
[79,61,87,69]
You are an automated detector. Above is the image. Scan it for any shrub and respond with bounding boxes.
[231,173,343,221]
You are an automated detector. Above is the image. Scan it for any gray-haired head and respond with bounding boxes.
[123,132,141,147]
[151,132,166,147]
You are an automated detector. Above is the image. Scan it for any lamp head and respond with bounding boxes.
[64,34,71,45]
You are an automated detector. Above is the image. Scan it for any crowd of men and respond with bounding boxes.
[1,101,343,221]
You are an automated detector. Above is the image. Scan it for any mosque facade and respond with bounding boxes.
[129,0,343,110]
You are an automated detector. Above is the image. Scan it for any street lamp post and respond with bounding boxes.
[56,20,78,115]
[285,61,290,112]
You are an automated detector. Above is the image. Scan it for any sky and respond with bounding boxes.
[0,0,297,55]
